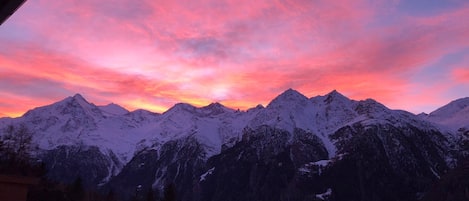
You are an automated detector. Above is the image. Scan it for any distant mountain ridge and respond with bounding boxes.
[423,97,469,131]
[0,89,467,201]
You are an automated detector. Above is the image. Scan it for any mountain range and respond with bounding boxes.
[1,89,468,201]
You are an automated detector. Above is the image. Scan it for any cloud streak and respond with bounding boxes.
[0,0,468,117]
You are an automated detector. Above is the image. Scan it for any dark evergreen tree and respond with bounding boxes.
[68,177,85,201]
[106,189,117,201]
[146,188,155,201]
[163,183,176,201]
[153,187,161,201]
[0,124,38,175]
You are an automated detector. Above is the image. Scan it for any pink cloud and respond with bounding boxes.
[453,68,469,83]
[0,0,468,117]
[0,44,182,114]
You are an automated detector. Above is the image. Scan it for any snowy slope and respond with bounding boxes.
[0,90,459,171]
[0,94,260,166]
[144,102,258,156]
[246,89,441,157]
[99,103,129,116]
[425,97,469,130]
[1,90,465,201]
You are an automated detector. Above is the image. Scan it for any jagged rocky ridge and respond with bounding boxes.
[0,89,468,201]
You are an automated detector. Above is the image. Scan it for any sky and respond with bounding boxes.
[0,0,468,117]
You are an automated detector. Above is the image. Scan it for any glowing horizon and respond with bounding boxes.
[1,0,468,118]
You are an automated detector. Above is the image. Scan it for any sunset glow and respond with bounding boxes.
[1,0,468,117]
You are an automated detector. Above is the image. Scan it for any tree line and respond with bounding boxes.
[0,124,178,201]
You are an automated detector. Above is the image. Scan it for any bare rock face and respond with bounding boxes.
[41,145,121,188]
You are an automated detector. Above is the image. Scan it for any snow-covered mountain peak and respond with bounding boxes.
[165,103,197,115]
[354,98,389,115]
[63,93,94,110]
[267,88,308,108]
[426,97,469,130]
[21,93,102,120]
[60,94,103,117]
[129,109,159,116]
[123,109,160,125]
[203,102,224,109]
[249,89,317,140]
[60,93,92,107]
[429,97,469,118]
[323,90,350,104]
[200,102,234,115]
[247,104,265,113]
[99,103,129,116]
[417,112,428,117]
[72,93,86,101]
